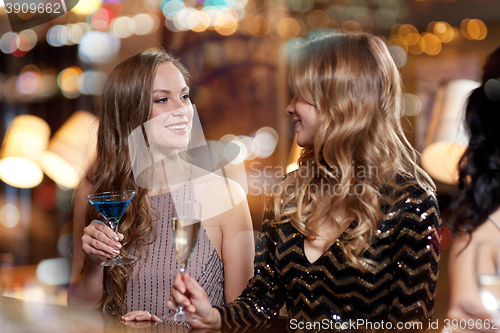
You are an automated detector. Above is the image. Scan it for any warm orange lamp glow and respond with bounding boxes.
[0,115,49,188]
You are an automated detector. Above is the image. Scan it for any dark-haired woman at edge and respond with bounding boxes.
[447,47,500,332]
[168,31,442,332]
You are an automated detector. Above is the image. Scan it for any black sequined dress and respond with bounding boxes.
[215,176,441,332]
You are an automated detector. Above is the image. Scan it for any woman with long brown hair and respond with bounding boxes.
[67,49,254,323]
[168,31,442,332]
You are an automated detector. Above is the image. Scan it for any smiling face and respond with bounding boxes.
[148,62,193,156]
[286,95,319,147]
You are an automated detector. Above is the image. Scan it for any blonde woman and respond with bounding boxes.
[168,31,442,332]
[67,49,254,323]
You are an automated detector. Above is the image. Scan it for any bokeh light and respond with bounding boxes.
[277,18,300,39]
[111,16,135,38]
[247,15,270,36]
[18,30,37,52]
[421,33,442,56]
[306,10,329,29]
[17,71,40,95]
[72,0,102,15]
[78,31,120,63]
[78,70,107,95]
[0,32,17,54]
[0,204,20,228]
[402,93,422,116]
[58,67,83,98]
[133,13,158,35]
[388,45,407,68]
[430,21,454,43]
[461,18,487,40]
[252,127,278,159]
[90,8,114,30]
[36,258,71,286]
[47,25,69,47]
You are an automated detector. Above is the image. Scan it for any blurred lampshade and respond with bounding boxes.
[286,134,301,173]
[39,111,98,189]
[0,115,50,188]
[421,79,480,184]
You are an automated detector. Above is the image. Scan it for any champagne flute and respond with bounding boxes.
[476,240,500,316]
[86,190,136,266]
[165,201,201,322]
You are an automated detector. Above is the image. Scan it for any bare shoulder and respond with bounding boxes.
[191,165,248,222]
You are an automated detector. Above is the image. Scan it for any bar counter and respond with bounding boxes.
[0,296,209,333]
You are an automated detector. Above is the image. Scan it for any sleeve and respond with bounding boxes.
[387,189,442,332]
[214,222,287,332]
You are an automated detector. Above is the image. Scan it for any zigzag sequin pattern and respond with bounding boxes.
[216,176,442,332]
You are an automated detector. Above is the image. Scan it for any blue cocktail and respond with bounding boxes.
[87,190,136,266]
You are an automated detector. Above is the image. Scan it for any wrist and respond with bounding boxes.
[207,307,222,329]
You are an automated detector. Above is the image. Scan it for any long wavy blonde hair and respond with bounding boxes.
[274,31,434,270]
[85,49,190,315]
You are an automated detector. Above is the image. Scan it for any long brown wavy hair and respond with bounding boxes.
[274,31,435,270]
[85,48,190,315]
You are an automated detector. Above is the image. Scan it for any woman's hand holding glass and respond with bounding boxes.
[81,220,124,265]
[167,272,221,329]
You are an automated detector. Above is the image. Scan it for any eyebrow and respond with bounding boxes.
[152,86,190,94]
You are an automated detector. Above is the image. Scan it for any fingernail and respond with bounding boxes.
[113,235,119,241]
[153,315,161,322]
[113,250,120,255]
[136,316,140,320]
[122,316,129,320]
[114,243,121,249]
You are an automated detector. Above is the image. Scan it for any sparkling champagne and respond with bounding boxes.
[172,218,201,268]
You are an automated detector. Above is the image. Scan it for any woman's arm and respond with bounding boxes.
[387,190,442,330]
[447,209,500,332]
[220,187,255,302]
[67,181,123,309]
[168,222,285,331]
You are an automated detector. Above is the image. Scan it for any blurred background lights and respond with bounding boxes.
[388,44,407,68]
[78,31,120,63]
[72,0,102,15]
[162,0,185,19]
[17,30,37,52]
[36,258,71,286]
[239,136,256,160]
[133,14,158,35]
[0,115,49,188]
[111,16,136,38]
[252,127,278,159]
[421,33,441,56]
[47,25,69,47]
[0,32,18,54]
[277,18,300,39]
[0,204,20,228]
[78,70,107,95]
[430,21,454,43]
[402,93,422,116]
[58,67,83,98]
[17,71,40,95]
[39,111,98,189]
[90,8,114,30]
[226,138,247,164]
[461,18,487,40]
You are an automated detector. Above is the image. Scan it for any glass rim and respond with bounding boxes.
[86,190,136,200]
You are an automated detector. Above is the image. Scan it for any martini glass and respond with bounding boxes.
[86,190,136,266]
